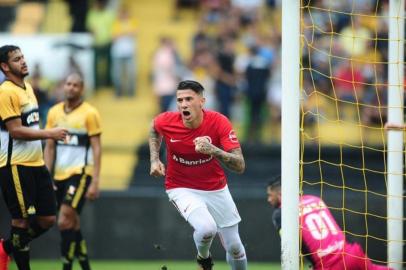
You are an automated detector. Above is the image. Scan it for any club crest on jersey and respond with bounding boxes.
[68,185,76,195]
[64,134,79,145]
[26,111,39,125]
[229,130,238,143]
[27,205,36,215]
[201,136,212,143]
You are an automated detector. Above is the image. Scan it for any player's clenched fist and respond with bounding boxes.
[150,160,166,177]
[194,136,214,155]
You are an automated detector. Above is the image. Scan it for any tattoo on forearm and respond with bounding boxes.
[149,124,162,163]
[213,147,245,173]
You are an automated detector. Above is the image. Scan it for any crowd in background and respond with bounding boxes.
[155,0,278,143]
[301,0,392,127]
[0,0,138,126]
[164,0,394,142]
[0,0,398,143]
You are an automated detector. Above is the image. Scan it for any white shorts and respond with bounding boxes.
[166,185,241,228]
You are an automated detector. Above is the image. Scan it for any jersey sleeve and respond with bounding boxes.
[0,90,21,121]
[45,107,55,129]
[86,109,102,136]
[153,112,167,135]
[217,114,241,152]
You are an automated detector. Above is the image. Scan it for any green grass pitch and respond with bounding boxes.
[9,260,281,270]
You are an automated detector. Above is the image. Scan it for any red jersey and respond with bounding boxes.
[154,110,241,191]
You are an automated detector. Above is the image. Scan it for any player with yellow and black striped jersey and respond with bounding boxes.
[44,73,102,270]
[0,45,68,270]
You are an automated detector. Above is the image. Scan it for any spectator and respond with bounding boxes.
[173,0,200,20]
[339,17,372,58]
[200,0,224,24]
[30,64,54,128]
[243,45,271,143]
[187,47,218,111]
[65,0,89,32]
[111,5,137,97]
[0,0,16,32]
[152,37,182,112]
[86,0,115,89]
[333,60,365,103]
[214,36,237,119]
[231,0,264,26]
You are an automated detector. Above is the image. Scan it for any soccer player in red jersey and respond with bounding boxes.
[267,177,392,270]
[149,80,247,270]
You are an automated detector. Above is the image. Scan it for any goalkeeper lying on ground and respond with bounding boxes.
[267,176,392,270]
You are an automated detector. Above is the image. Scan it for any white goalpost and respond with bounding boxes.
[387,0,404,269]
[281,0,300,269]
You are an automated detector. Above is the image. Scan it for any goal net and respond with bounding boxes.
[296,0,404,269]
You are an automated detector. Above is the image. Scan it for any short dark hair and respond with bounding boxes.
[268,175,281,191]
[177,80,204,94]
[0,45,20,72]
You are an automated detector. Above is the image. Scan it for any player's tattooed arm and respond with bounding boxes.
[149,121,165,177]
[194,137,245,173]
[149,122,161,162]
[213,147,245,174]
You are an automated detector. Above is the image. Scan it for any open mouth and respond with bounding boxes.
[182,111,191,117]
